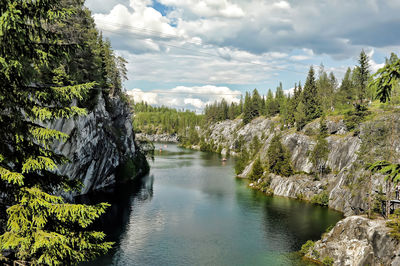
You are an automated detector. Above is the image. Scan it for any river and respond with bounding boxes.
[80,143,342,266]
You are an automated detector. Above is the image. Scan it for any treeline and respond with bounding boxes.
[204,50,384,130]
[48,0,128,107]
[0,0,129,264]
[132,102,204,136]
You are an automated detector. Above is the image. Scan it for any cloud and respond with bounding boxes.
[126,85,241,111]
[127,88,158,105]
[284,87,294,96]
[366,49,385,73]
[89,0,400,99]
[158,0,245,18]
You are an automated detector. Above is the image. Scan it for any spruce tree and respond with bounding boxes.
[249,157,264,181]
[338,67,355,105]
[266,89,278,116]
[243,92,253,124]
[267,135,293,176]
[356,50,370,104]
[251,89,262,118]
[302,66,322,122]
[0,0,112,264]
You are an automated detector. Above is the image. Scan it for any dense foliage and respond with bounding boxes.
[0,0,129,264]
[132,102,204,137]
[266,135,293,177]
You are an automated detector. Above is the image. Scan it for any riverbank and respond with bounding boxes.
[81,143,341,265]
[136,133,179,143]
[190,112,400,265]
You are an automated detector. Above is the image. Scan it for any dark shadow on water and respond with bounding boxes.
[76,174,154,257]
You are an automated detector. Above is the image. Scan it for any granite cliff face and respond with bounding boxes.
[199,114,400,265]
[136,133,179,143]
[306,216,400,266]
[51,93,148,195]
[199,116,392,216]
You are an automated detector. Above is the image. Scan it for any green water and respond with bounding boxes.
[80,144,342,265]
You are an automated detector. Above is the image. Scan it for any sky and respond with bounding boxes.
[85,0,400,112]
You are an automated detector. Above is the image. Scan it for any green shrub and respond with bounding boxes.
[343,105,370,131]
[322,256,334,266]
[311,190,329,206]
[300,240,315,255]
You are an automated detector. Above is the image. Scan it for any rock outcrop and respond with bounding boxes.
[305,216,400,266]
[199,114,400,265]
[51,93,148,195]
[199,116,393,216]
[136,133,179,143]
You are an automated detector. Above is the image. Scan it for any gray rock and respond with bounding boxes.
[51,93,146,195]
[307,216,400,266]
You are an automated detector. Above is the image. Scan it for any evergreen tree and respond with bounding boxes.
[235,148,249,175]
[295,101,307,131]
[267,135,293,176]
[338,67,355,105]
[243,92,253,124]
[251,89,262,118]
[275,82,285,110]
[249,157,264,181]
[266,89,278,116]
[355,50,370,104]
[0,0,112,263]
[302,66,322,122]
[317,64,333,111]
[310,115,329,177]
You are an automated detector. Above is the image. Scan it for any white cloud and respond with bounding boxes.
[273,1,291,9]
[158,0,245,18]
[284,87,294,96]
[127,85,241,111]
[366,49,385,73]
[290,55,310,61]
[127,88,158,105]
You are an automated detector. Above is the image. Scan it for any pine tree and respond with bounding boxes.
[302,66,322,122]
[267,135,293,176]
[249,157,264,181]
[266,89,278,116]
[338,67,355,105]
[310,115,329,177]
[356,50,370,104]
[0,0,112,264]
[275,82,285,110]
[243,92,253,124]
[295,101,307,131]
[251,89,262,118]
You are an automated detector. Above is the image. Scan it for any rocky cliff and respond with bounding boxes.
[305,216,400,266]
[199,115,400,216]
[51,93,148,195]
[199,113,400,265]
[136,133,179,143]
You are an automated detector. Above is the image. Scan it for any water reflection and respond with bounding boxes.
[81,144,341,266]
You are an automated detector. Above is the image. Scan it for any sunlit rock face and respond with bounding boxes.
[306,216,400,266]
[201,116,392,216]
[51,93,147,195]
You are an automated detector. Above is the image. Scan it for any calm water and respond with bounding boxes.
[80,144,342,266]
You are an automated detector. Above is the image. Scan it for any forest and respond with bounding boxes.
[0,0,130,264]
[133,51,400,142]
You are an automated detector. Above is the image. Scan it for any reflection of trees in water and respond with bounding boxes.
[233,182,342,252]
[76,174,154,244]
[260,197,342,251]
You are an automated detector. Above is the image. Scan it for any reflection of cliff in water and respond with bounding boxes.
[233,178,342,252]
[76,174,154,243]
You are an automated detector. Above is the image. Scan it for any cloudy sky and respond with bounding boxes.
[85,0,400,111]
